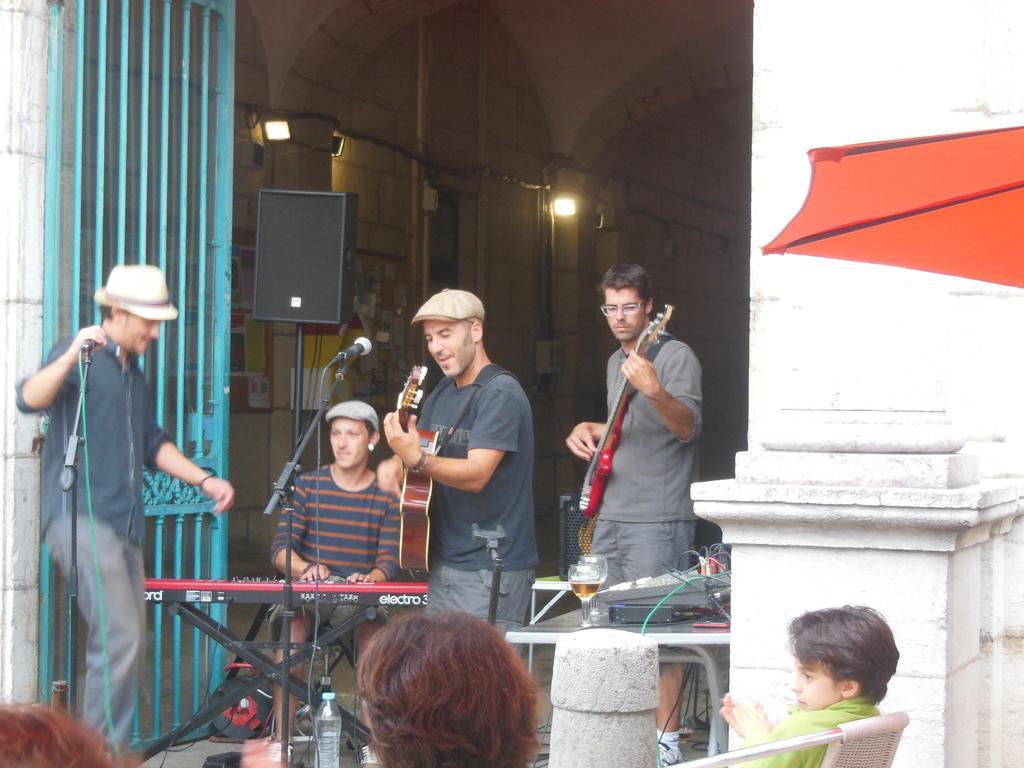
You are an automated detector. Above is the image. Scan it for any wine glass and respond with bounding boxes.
[578,555,608,622]
[568,562,603,628]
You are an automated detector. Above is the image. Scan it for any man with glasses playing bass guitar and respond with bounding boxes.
[565,262,703,766]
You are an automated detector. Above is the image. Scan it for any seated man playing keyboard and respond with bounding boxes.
[268,401,401,744]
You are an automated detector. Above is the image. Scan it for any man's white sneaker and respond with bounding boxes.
[658,740,683,765]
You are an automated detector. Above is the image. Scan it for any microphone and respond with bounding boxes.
[329,336,372,365]
[82,339,97,356]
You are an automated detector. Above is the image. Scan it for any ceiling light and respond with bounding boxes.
[263,120,291,141]
[553,196,577,217]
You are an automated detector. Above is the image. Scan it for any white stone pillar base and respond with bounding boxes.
[549,628,659,768]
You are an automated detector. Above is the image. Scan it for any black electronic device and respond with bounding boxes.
[608,603,695,625]
[202,752,241,768]
[253,189,358,324]
[558,494,586,580]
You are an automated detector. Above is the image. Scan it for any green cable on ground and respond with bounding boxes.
[79,357,119,750]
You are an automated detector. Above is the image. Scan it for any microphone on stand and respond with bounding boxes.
[80,338,101,363]
[328,336,372,366]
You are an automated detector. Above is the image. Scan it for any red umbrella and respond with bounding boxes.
[762,125,1024,288]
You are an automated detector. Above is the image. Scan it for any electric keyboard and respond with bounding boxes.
[141,577,389,758]
[144,578,429,607]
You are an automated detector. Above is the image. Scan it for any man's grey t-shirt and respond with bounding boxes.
[601,339,702,522]
[420,368,539,572]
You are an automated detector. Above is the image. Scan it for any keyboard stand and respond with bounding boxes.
[143,601,373,760]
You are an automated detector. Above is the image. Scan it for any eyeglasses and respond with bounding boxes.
[599,303,643,317]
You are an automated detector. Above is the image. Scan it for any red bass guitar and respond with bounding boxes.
[577,306,673,552]
[396,366,437,571]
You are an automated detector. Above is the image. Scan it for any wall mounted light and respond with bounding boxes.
[552,196,577,217]
[263,119,291,141]
[244,104,346,157]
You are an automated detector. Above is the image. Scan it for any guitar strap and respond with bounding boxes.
[431,364,515,456]
[640,331,675,365]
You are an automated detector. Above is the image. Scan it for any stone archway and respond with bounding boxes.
[230,0,756,563]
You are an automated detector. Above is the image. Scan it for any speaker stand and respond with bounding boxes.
[293,324,304,448]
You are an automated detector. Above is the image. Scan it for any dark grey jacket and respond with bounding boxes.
[16,338,171,544]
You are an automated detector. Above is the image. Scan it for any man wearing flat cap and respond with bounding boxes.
[382,289,538,631]
[15,264,236,748]
[269,399,400,741]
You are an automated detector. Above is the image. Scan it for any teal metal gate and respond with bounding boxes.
[41,0,235,746]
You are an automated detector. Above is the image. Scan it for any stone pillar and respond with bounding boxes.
[692,410,1021,768]
[0,0,49,701]
[549,628,659,768]
[990,512,1024,766]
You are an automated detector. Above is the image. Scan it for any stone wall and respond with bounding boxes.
[0,0,48,701]
[750,0,1024,463]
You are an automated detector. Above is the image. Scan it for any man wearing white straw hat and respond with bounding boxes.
[16,264,236,749]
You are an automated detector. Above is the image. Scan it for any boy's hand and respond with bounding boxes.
[720,693,775,741]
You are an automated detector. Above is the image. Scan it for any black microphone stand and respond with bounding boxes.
[262,352,351,767]
[472,524,506,625]
[60,344,95,712]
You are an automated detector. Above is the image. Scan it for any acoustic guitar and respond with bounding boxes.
[396,366,437,571]
[577,305,674,554]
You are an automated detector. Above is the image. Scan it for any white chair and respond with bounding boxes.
[668,711,909,768]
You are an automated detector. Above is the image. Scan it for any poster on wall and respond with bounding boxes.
[230,241,271,410]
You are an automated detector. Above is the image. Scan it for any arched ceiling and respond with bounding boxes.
[243,0,751,156]
[488,0,749,155]
[244,0,462,105]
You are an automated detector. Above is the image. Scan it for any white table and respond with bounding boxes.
[530,578,575,624]
[507,609,731,756]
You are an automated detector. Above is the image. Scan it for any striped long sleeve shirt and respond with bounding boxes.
[271,467,401,580]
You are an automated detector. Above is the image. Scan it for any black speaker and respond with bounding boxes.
[252,189,358,323]
[558,494,585,580]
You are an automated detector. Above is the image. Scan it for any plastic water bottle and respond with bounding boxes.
[316,691,341,768]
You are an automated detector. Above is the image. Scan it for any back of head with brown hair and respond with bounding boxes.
[356,611,538,768]
[0,705,137,768]
[789,605,900,704]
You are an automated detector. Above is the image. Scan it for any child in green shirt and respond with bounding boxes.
[721,606,900,768]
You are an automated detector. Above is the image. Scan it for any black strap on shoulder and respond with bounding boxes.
[433,364,513,456]
[644,332,676,363]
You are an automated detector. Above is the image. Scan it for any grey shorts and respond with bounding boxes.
[426,563,534,633]
[267,601,387,640]
[591,518,697,588]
